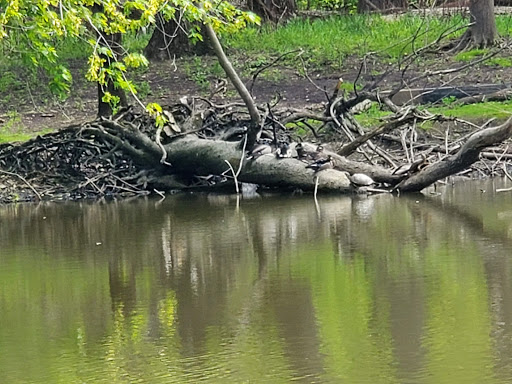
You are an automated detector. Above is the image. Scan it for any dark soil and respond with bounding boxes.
[2,37,512,134]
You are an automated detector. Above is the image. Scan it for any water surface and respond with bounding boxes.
[2,179,512,383]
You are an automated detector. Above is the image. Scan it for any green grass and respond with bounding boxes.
[225,13,512,70]
[454,49,512,67]
[454,49,488,62]
[0,132,32,144]
[0,126,55,143]
[354,102,391,126]
[353,99,512,129]
[496,15,512,36]
[429,100,512,119]
[225,14,469,69]
[486,57,512,68]
[0,110,55,143]
[0,118,32,143]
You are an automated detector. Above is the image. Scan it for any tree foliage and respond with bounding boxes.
[0,0,259,120]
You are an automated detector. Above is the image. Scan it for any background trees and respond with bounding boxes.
[357,0,407,13]
[464,0,497,48]
[0,0,501,122]
[246,0,297,23]
[143,15,211,60]
[0,0,258,118]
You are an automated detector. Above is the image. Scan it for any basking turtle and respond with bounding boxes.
[392,158,429,176]
[393,150,433,176]
[346,172,374,187]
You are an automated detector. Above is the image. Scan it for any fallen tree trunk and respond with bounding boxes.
[163,136,352,191]
[455,89,512,106]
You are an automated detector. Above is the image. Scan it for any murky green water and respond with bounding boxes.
[2,179,512,383]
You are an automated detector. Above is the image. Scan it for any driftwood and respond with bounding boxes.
[86,105,512,194]
[455,89,512,105]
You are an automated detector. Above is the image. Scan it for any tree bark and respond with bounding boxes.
[454,0,497,50]
[468,0,497,47]
[163,137,352,192]
[247,0,296,23]
[144,14,211,61]
[97,32,128,117]
[84,120,353,192]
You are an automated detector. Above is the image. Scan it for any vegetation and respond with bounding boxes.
[226,14,467,63]
[354,99,512,127]
[3,12,512,121]
[2,2,512,199]
[4,12,512,108]
[0,0,258,121]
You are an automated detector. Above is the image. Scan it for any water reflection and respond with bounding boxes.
[1,179,512,383]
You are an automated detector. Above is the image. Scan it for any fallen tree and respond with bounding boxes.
[1,97,511,202]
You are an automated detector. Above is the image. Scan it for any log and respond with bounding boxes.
[455,89,512,106]
[330,153,402,185]
[163,137,352,192]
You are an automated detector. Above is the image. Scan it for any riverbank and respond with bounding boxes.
[2,12,512,202]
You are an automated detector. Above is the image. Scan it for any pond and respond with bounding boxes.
[1,179,512,383]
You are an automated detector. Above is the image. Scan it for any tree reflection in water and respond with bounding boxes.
[0,180,512,383]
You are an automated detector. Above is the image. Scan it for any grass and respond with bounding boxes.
[455,49,512,67]
[429,100,512,119]
[354,103,391,126]
[0,111,29,143]
[454,49,488,62]
[354,99,512,129]
[0,108,57,143]
[0,132,32,144]
[0,129,56,144]
[225,14,469,69]
[486,57,512,68]
[224,14,512,71]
